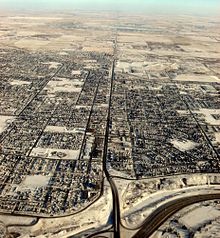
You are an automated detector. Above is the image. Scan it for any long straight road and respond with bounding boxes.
[102,35,121,238]
[103,59,121,238]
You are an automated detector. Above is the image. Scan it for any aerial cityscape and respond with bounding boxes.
[0,0,220,238]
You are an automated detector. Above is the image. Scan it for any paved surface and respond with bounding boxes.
[132,193,220,238]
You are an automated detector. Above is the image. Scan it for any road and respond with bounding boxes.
[132,193,220,238]
[102,59,121,238]
[102,35,121,238]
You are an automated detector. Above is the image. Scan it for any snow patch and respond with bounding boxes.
[170,139,198,152]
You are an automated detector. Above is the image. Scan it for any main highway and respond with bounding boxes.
[102,39,121,238]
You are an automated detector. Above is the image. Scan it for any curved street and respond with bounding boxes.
[132,193,220,238]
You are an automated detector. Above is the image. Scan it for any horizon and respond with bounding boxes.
[0,0,220,16]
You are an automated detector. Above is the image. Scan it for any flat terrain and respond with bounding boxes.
[0,10,219,238]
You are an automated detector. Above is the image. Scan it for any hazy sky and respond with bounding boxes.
[0,0,220,15]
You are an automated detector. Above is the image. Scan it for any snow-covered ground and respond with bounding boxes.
[152,200,220,238]
[45,78,83,94]
[214,132,220,143]
[6,178,113,238]
[174,74,220,83]
[193,109,220,126]
[0,116,14,133]
[30,147,80,160]
[108,167,135,179]
[42,62,62,69]
[170,138,198,152]
[114,173,220,229]
[0,215,37,226]
[179,206,220,229]
[71,70,81,75]
[194,219,220,238]
[17,175,50,191]
[10,79,31,86]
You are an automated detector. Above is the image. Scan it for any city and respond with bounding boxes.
[0,3,220,238]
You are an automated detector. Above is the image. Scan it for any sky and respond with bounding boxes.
[0,0,220,16]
